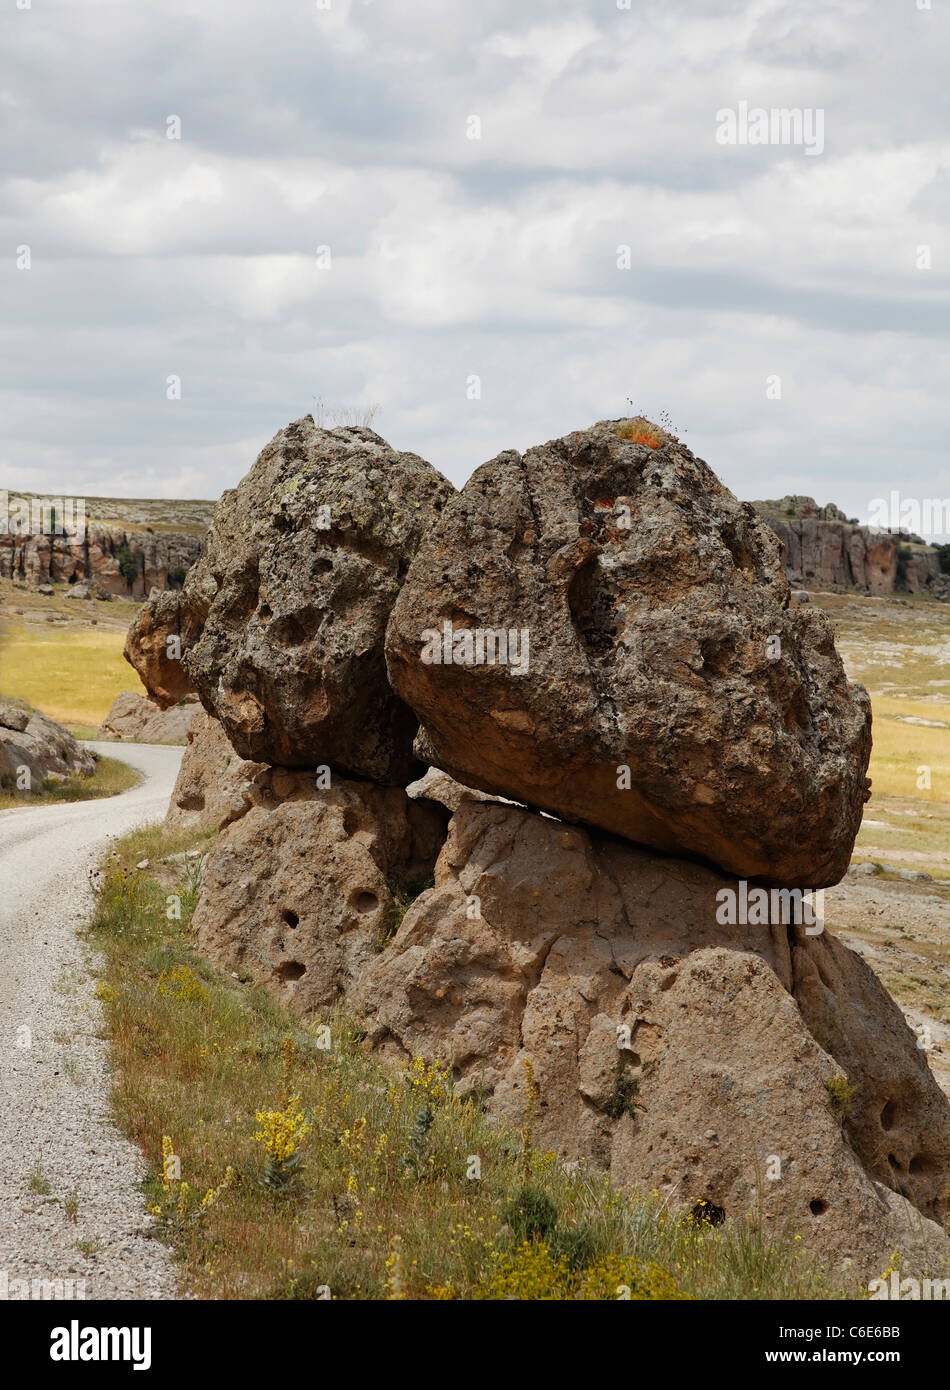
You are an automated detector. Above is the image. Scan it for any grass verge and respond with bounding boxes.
[0,753,141,810]
[86,822,862,1301]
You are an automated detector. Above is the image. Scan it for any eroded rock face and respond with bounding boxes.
[124,590,199,709]
[0,523,200,597]
[180,417,454,784]
[98,691,199,745]
[0,708,96,786]
[386,421,871,887]
[765,517,898,595]
[165,708,265,831]
[192,773,448,1015]
[353,798,950,1279]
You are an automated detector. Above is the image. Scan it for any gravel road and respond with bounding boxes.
[0,742,183,1300]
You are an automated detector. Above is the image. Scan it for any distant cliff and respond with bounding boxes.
[0,492,210,598]
[751,496,947,598]
[0,522,203,598]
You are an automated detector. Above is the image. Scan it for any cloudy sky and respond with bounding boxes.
[2,0,949,526]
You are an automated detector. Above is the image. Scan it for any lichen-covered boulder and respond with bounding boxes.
[182,418,454,784]
[386,420,871,886]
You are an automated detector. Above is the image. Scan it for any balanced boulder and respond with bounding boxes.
[181,418,454,784]
[386,420,871,886]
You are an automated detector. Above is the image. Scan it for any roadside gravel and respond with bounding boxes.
[0,742,183,1300]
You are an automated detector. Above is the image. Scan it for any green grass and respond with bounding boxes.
[85,822,861,1302]
[0,753,141,810]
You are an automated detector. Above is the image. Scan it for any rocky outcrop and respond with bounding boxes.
[192,773,448,1016]
[165,708,264,830]
[350,793,950,1280]
[64,579,113,602]
[754,497,946,597]
[386,421,871,887]
[98,691,199,745]
[180,417,454,783]
[0,523,201,598]
[124,590,201,709]
[764,516,898,595]
[0,703,96,788]
[178,414,950,1281]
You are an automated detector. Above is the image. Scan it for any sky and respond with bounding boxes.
[2,0,949,530]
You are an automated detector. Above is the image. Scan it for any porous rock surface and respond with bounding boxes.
[165,708,263,830]
[353,795,950,1279]
[386,421,871,886]
[191,771,448,1017]
[180,417,454,783]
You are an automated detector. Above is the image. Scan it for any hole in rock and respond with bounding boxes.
[354,891,379,914]
[689,1200,725,1227]
[809,1199,828,1217]
[887,1154,903,1174]
[276,961,306,982]
[908,1156,928,1176]
[719,520,756,572]
[880,1101,898,1132]
[314,557,334,575]
[567,554,619,658]
[699,637,734,677]
[342,808,360,836]
[282,909,299,929]
[269,610,318,648]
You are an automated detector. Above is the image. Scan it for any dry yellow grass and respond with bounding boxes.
[0,621,144,729]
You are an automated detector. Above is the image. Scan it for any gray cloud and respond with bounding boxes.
[1,0,949,531]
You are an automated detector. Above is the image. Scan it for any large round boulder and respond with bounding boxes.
[181,417,454,784]
[385,420,871,886]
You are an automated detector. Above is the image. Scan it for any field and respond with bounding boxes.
[819,594,950,876]
[0,579,144,733]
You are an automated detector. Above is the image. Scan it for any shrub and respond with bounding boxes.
[826,1074,859,1122]
[504,1186,559,1242]
[615,416,667,449]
